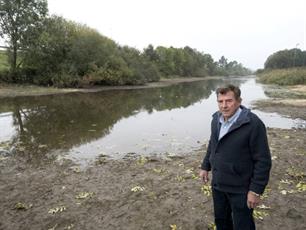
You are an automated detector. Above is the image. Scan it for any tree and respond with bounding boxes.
[0,0,48,74]
[264,48,306,69]
[218,56,228,68]
[143,44,159,62]
[22,16,76,85]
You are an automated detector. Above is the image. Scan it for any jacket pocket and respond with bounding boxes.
[215,161,245,186]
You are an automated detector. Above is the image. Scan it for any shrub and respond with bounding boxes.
[257,67,306,85]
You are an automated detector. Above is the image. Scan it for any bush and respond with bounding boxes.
[257,67,306,85]
[0,70,11,83]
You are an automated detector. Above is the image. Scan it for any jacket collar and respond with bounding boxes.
[213,105,251,140]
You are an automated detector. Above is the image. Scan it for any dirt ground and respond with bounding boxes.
[0,127,305,230]
[0,81,306,230]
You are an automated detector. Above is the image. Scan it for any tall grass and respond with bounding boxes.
[257,67,306,85]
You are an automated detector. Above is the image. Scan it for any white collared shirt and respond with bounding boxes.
[218,107,242,140]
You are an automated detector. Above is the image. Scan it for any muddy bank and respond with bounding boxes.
[253,84,306,120]
[0,128,305,230]
[0,77,215,98]
[253,99,306,120]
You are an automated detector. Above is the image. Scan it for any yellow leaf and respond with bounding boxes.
[176,175,185,182]
[153,168,162,173]
[170,224,177,230]
[75,192,94,199]
[131,186,145,192]
[48,206,66,214]
[192,173,199,180]
[208,222,216,230]
[257,204,271,210]
[64,224,74,229]
[185,168,193,174]
[271,156,278,160]
[253,210,269,220]
[137,156,148,165]
[14,202,32,210]
[201,185,212,196]
[296,182,306,192]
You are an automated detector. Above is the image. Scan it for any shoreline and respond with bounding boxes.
[252,83,306,120]
[0,77,219,98]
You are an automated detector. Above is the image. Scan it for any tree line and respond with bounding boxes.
[263,48,306,70]
[0,0,251,87]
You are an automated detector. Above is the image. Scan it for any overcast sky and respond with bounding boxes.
[48,0,306,70]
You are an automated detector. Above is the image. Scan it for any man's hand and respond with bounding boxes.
[199,169,209,183]
[247,191,261,209]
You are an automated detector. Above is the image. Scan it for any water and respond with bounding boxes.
[0,77,305,165]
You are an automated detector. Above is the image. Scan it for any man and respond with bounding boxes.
[199,84,271,230]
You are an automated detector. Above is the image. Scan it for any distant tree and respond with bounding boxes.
[264,48,306,69]
[155,46,176,76]
[218,56,228,68]
[120,45,160,83]
[0,0,48,74]
[143,44,159,62]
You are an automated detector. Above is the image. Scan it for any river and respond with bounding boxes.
[0,76,305,165]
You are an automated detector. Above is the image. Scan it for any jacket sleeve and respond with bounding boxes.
[249,118,272,194]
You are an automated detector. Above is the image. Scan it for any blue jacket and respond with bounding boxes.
[201,106,272,194]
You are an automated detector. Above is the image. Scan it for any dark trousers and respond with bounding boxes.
[212,188,255,230]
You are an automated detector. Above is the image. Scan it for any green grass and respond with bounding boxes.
[257,67,306,85]
[0,50,9,71]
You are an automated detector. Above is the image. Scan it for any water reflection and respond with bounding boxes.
[0,78,226,160]
[0,77,304,165]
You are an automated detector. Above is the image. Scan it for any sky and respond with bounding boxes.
[47,0,306,70]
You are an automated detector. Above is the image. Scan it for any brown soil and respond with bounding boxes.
[0,127,305,230]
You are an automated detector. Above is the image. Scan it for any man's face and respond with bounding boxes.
[217,91,241,121]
